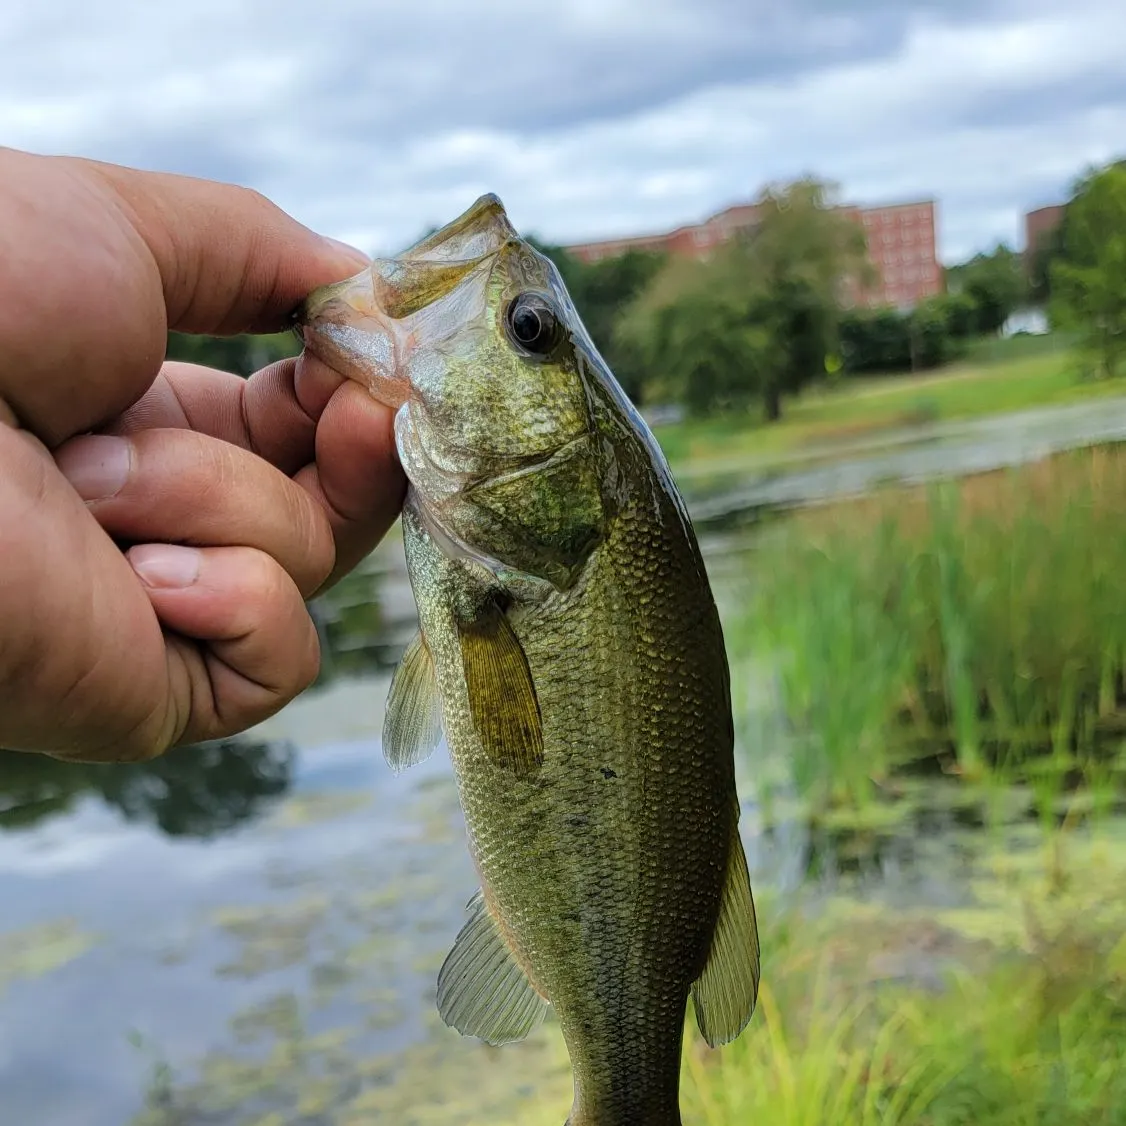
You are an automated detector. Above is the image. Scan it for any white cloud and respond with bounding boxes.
[0,0,1123,263]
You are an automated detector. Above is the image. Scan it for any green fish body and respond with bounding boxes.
[297,195,759,1126]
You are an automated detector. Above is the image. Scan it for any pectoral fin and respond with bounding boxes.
[455,602,543,775]
[691,814,760,1047]
[436,889,549,1045]
[383,633,443,773]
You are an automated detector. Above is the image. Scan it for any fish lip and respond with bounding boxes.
[294,191,516,329]
[293,193,519,409]
[293,274,411,411]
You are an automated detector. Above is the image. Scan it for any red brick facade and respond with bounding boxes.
[853,201,943,309]
[566,197,943,310]
[1024,204,1065,263]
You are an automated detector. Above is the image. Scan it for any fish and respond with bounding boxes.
[295,194,760,1126]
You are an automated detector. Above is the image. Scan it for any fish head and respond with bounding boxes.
[296,194,610,592]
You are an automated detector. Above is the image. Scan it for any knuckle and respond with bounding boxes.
[289,616,322,696]
[235,185,273,213]
[246,547,292,612]
[290,493,335,593]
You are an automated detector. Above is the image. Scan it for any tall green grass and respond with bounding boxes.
[733,444,1126,810]
[679,934,1126,1126]
[677,827,1126,1126]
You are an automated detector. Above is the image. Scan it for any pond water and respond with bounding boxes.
[3,401,1126,1125]
[684,393,1126,524]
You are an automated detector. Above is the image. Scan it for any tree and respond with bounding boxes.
[839,308,912,373]
[743,179,876,417]
[945,243,1026,334]
[616,177,874,419]
[616,255,774,415]
[165,330,300,377]
[1050,160,1126,379]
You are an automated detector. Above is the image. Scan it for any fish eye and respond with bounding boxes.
[504,293,563,357]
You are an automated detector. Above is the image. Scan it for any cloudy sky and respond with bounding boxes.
[1,0,1123,264]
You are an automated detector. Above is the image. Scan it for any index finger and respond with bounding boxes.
[0,147,368,445]
[93,159,370,336]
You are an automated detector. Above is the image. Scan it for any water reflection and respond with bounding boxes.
[309,546,415,685]
[0,737,296,839]
[686,394,1126,527]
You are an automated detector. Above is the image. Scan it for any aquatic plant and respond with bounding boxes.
[734,443,1126,814]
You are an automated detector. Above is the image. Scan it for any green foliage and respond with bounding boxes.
[936,289,979,339]
[165,329,301,377]
[839,294,971,377]
[839,299,962,376]
[506,829,1126,1126]
[618,178,873,419]
[655,282,775,415]
[653,345,1116,480]
[945,243,1027,334]
[675,869,1126,1126]
[1050,159,1126,379]
[908,296,956,368]
[733,444,1126,809]
[839,308,913,372]
[838,247,1032,380]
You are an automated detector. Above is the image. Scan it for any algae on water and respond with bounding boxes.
[0,918,98,1000]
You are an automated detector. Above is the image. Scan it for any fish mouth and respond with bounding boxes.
[293,193,518,410]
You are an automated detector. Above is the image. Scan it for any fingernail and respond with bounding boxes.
[321,235,370,266]
[130,544,201,589]
[56,435,132,501]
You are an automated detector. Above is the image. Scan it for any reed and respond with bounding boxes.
[730,443,1126,813]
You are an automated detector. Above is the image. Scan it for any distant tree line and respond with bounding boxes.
[534,178,1039,422]
[164,328,300,378]
[161,157,1126,422]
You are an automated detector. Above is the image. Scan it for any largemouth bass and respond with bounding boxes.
[296,195,759,1125]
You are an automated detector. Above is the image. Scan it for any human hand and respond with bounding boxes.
[0,146,405,762]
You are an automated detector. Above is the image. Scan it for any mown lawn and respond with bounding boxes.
[653,335,1124,474]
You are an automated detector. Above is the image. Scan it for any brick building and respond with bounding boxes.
[1023,203,1065,267]
[565,197,943,310]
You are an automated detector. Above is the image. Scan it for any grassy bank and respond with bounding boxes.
[501,815,1126,1126]
[731,442,1126,812]
[655,336,1124,474]
[678,836,1126,1126]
